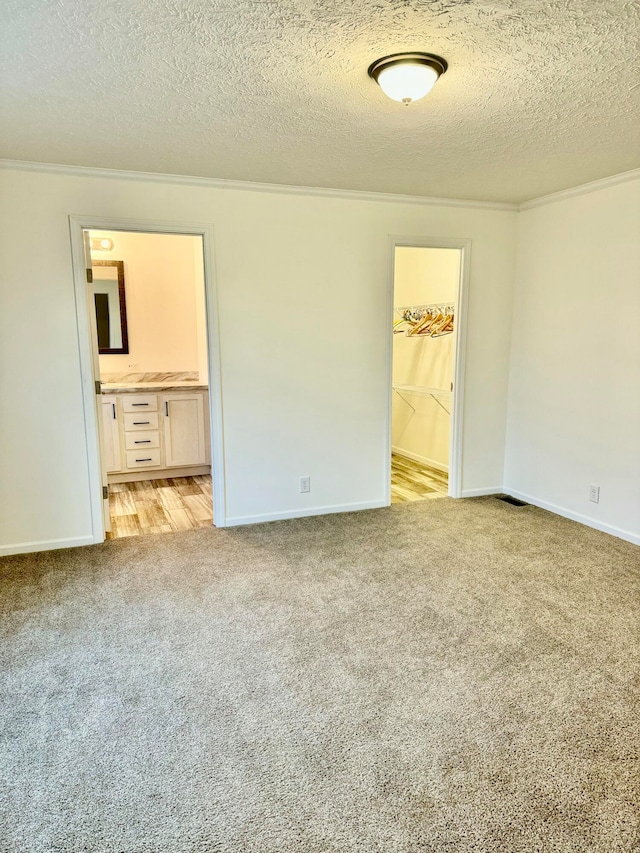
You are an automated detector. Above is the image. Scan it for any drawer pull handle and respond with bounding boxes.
[134,440,151,444]
[165,402,169,416]
[132,421,150,425]
[112,403,116,419]
[131,402,149,406]
[136,458,153,462]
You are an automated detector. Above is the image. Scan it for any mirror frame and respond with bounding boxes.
[93,259,129,354]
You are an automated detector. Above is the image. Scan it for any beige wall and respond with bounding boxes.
[392,248,459,470]
[90,230,207,378]
[505,177,640,543]
[0,165,517,553]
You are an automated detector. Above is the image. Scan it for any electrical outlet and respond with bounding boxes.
[299,476,311,494]
[128,362,140,368]
[589,484,600,503]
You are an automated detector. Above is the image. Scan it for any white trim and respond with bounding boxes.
[461,487,502,498]
[0,536,95,557]
[0,158,517,211]
[68,219,104,543]
[386,237,471,500]
[225,499,387,527]
[519,167,640,211]
[3,158,638,214]
[382,243,396,507]
[69,215,228,536]
[505,489,640,546]
[450,241,471,498]
[392,446,448,473]
[108,464,210,484]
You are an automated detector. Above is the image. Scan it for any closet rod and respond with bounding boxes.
[395,302,455,313]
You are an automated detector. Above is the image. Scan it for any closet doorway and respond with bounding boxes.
[69,216,225,544]
[388,240,468,503]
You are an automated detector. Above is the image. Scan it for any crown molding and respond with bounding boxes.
[519,167,640,211]
[2,158,637,213]
[0,158,518,212]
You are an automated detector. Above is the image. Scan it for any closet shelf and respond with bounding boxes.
[393,384,450,400]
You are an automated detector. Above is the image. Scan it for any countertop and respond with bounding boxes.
[101,381,209,394]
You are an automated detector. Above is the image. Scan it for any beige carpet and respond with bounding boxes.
[1,497,639,853]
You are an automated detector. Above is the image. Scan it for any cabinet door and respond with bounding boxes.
[162,393,207,467]
[101,396,122,473]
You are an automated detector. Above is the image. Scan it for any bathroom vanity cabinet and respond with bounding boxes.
[101,389,210,482]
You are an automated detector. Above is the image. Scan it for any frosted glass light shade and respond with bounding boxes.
[368,53,447,105]
[90,236,114,251]
[377,63,438,103]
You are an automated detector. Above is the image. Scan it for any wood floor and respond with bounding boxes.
[107,459,445,538]
[107,475,213,539]
[391,454,448,503]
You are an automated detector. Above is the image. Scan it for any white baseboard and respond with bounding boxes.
[392,446,448,473]
[505,489,640,546]
[460,486,502,498]
[0,535,96,557]
[108,464,211,484]
[225,499,388,527]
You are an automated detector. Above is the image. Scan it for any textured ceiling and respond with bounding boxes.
[1,0,639,203]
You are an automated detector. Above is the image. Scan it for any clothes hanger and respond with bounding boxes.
[395,303,455,337]
[415,311,442,336]
[408,310,436,336]
[430,310,454,336]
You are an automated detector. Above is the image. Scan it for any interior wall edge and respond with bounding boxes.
[501,206,528,484]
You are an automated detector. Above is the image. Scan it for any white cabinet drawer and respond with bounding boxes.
[121,395,158,413]
[126,448,161,469]
[124,412,159,431]
[124,430,160,450]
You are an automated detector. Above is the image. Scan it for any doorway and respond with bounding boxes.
[70,216,226,543]
[387,239,468,503]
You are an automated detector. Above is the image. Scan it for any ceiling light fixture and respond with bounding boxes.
[368,52,447,106]
[90,237,114,251]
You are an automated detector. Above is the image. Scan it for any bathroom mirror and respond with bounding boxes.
[92,260,129,354]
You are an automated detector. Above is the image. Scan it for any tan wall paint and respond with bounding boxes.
[90,230,206,378]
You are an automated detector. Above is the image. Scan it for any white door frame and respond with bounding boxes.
[69,214,227,540]
[385,236,472,500]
